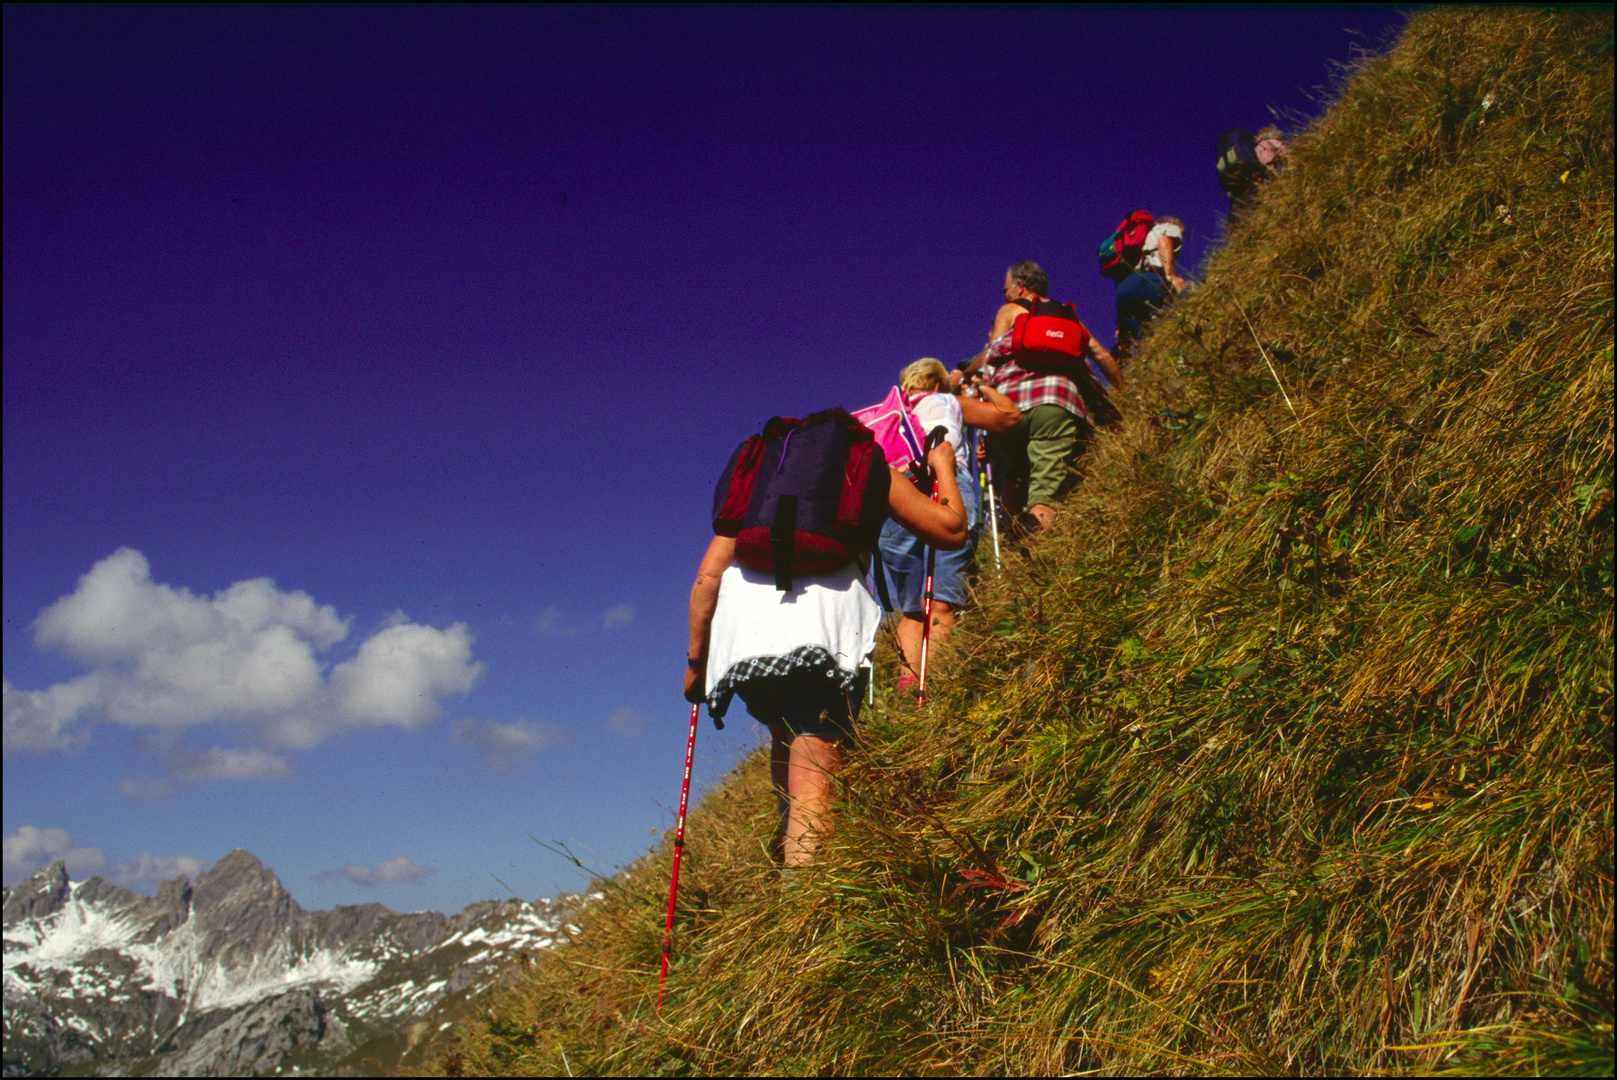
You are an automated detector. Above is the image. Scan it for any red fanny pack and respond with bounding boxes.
[1010,299,1091,369]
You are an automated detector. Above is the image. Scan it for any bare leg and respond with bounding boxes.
[894,616,922,681]
[768,725,791,861]
[894,601,956,686]
[764,729,847,867]
[927,600,957,646]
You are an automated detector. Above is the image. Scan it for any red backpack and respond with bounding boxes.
[711,408,890,592]
[1003,299,1123,428]
[1097,209,1156,281]
[1010,297,1092,367]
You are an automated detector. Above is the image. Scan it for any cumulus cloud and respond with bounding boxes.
[318,856,436,887]
[3,826,203,890]
[329,622,483,733]
[601,604,634,629]
[3,826,108,884]
[451,718,567,770]
[3,678,100,752]
[3,549,488,786]
[606,706,650,736]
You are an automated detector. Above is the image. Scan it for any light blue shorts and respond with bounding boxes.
[876,516,975,615]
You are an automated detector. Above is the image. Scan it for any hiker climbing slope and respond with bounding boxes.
[1109,212,1187,362]
[876,358,1017,693]
[684,410,964,867]
[965,261,1122,537]
[1218,125,1288,223]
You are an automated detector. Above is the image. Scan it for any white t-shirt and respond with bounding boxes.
[1139,220,1183,272]
[908,391,967,473]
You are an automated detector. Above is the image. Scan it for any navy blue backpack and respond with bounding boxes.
[712,408,890,592]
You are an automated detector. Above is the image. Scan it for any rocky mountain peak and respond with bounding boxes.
[2,860,70,926]
[187,849,303,969]
[4,848,586,1078]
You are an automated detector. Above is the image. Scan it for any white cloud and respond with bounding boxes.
[109,853,207,889]
[330,622,483,732]
[3,826,108,885]
[3,676,101,752]
[606,706,649,736]
[3,549,489,783]
[601,604,634,629]
[533,605,576,636]
[319,856,436,887]
[2,826,203,890]
[118,777,180,801]
[119,745,293,801]
[176,745,292,781]
[451,718,566,770]
[34,548,348,667]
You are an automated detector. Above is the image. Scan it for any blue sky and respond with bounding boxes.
[3,4,1409,913]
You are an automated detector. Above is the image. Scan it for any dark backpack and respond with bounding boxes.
[712,408,891,592]
[1216,128,1265,194]
[1098,209,1156,281]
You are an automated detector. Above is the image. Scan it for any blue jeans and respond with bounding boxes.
[1115,270,1172,357]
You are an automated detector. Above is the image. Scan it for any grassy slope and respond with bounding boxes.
[426,9,1613,1075]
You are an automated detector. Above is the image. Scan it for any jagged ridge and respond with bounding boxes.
[2,851,583,1076]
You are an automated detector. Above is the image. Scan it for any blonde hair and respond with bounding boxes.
[899,357,949,394]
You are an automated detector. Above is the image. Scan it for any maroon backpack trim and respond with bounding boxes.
[713,434,767,537]
[837,436,878,539]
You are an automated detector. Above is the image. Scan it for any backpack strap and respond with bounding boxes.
[863,552,896,613]
[772,494,798,592]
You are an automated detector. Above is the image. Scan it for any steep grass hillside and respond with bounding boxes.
[427,9,1613,1075]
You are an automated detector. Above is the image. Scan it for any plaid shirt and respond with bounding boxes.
[984,327,1094,423]
[707,644,858,722]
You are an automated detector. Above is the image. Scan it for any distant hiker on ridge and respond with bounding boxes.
[1217,126,1289,223]
[685,413,966,867]
[962,261,1122,536]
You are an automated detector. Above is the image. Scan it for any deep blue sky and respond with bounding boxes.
[4,4,1408,912]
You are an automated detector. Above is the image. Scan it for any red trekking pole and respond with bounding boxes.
[658,701,700,1010]
[917,427,947,706]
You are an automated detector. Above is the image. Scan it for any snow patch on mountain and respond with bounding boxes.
[3,855,592,1076]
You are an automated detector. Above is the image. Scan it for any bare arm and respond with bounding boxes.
[962,303,1026,376]
[886,443,968,550]
[956,383,1020,433]
[1087,335,1124,389]
[988,301,1022,342]
[1159,234,1186,294]
[683,535,735,702]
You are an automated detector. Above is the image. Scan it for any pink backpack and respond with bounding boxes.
[851,386,927,481]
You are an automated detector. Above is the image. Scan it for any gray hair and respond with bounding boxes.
[1006,260,1048,297]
